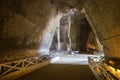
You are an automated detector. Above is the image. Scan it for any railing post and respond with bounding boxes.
[88,56,119,80]
[0,55,52,78]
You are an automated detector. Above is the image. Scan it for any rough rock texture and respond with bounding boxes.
[0,0,120,59]
[87,31,99,51]
[39,12,62,54]
[70,13,92,52]
[59,15,69,50]
[81,0,120,58]
[0,0,56,56]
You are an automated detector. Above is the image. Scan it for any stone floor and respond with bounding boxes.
[17,64,96,80]
[51,53,98,65]
[17,53,99,80]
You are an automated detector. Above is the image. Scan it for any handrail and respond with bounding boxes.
[88,56,119,80]
[0,55,51,78]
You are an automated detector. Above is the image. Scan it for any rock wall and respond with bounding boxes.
[0,0,120,59]
[0,0,57,56]
[70,13,92,52]
[39,12,62,54]
[81,0,120,58]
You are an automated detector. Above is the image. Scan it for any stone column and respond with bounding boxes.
[57,26,60,51]
[67,16,72,51]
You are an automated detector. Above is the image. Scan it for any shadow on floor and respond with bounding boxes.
[17,64,97,80]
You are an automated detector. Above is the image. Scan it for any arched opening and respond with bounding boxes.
[49,8,104,55]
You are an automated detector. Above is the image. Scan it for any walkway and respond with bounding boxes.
[17,64,96,80]
[17,54,97,80]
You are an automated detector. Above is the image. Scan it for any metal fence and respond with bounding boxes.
[88,56,119,80]
[0,55,50,78]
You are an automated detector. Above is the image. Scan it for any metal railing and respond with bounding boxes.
[0,55,50,78]
[88,56,119,80]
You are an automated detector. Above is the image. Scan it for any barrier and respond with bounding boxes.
[0,55,51,80]
[88,56,119,80]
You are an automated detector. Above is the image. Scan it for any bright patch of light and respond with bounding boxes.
[38,49,49,55]
[38,12,63,55]
[50,57,60,63]
[51,54,100,65]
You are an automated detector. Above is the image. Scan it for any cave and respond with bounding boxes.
[0,0,120,80]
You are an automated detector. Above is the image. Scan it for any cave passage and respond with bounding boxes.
[0,0,120,80]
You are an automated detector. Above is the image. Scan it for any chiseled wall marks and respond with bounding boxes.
[0,0,55,56]
[82,0,120,57]
[38,12,62,54]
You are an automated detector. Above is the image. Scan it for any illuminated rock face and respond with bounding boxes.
[0,0,56,55]
[39,13,62,54]
[0,0,120,58]
[81,0,120,58]
[54,0,120,58]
